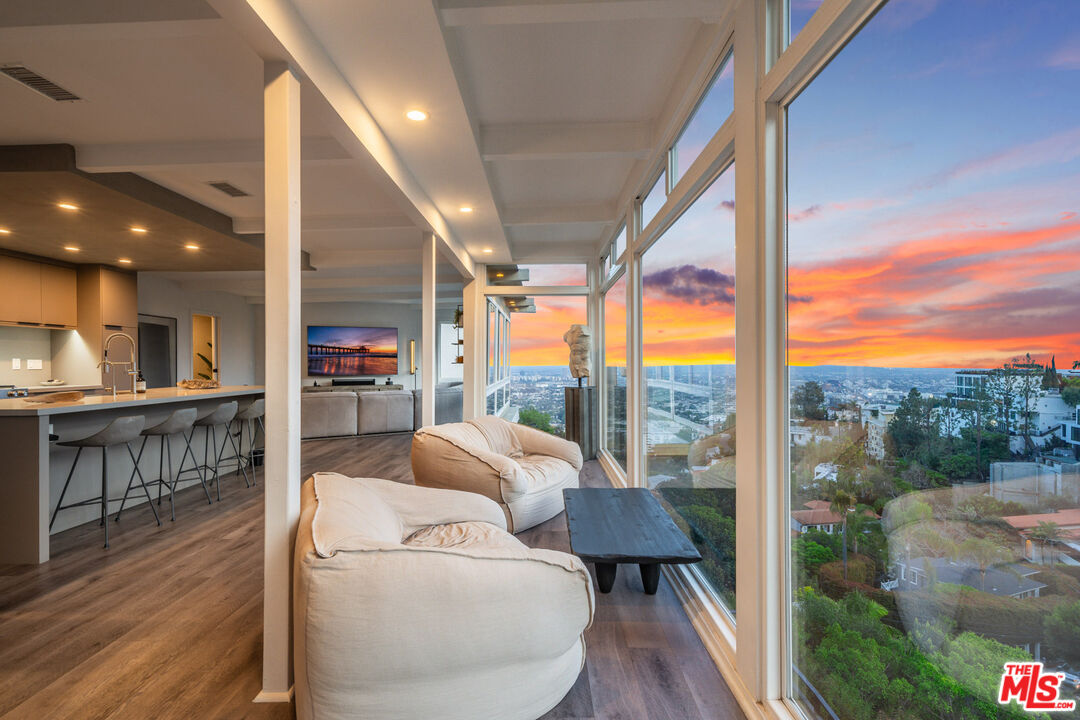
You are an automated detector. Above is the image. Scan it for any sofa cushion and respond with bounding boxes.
[517,455,575,493]
[301,392,358,439]
[468,415,524,458]
[310,473,403,555]
[403,521,527,552]
[358,390,414,434]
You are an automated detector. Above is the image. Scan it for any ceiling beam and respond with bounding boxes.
[233,212,415,234]
[77,137,351,173]
[479,122,651,161]
[501,204,615,227]
[439,0,728,26]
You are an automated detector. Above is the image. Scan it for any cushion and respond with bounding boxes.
[468,416,524,458]
[517,455,575,492]
[311,473,403,555]
[403,521,527,552]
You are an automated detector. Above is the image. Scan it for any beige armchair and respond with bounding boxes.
[411,416,584,533]
[294,472,594,720]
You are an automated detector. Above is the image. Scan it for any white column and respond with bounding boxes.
[461,268,486,421]
[625,214,644,489]
[257,61,302,704]
[421,232,437,427]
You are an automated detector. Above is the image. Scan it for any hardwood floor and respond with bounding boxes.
[0,432,743,720]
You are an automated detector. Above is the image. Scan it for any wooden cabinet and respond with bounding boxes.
[100,268,137,328]
[0,256,43,325]
[40,264,78,327]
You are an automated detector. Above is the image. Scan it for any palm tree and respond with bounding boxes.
[959,537,1012,592]
[1029,521,1066,565]
[830,489,857,580]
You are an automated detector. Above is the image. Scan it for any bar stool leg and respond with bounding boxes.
[116,436,150,521]
[50,446,83,530]
[182,429,212,505]
[164,435,175,522]
[126,442,160,527]
[219,421,250,488]
[156,435,165,506]
[212,425,221,501]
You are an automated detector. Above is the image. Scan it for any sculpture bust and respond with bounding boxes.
[563,324,592,381]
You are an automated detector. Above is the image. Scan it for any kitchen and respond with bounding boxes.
[0,144,265,565]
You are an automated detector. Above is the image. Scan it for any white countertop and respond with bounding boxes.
[0,385,264,416]
[25,384,104,394]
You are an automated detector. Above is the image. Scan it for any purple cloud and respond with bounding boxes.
[715,199,735,213]
[644,265,734,305]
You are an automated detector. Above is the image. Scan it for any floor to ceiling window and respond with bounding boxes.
[604,272,627,469]
[642,165,737,613]
[787,2,1080,718]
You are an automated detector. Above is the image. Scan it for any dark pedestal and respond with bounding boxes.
[564,385,596,460]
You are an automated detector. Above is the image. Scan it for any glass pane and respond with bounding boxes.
[613,225,627,265]
[643,166,736,613]
[604,275,627,469]
[673,51,733,184]
[788,2,1080,719]
[505,296,588,436]
[488,264,586,286]
[487,301,496,384]
[788,0,824,46]
[640,172,666,233]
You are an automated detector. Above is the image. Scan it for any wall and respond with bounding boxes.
[252,301,456,388]
[137,275,256,385]
[0,326,54,385]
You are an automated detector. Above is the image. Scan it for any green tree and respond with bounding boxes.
[958,382,995,481]
[888,388,938,463]
[792,380,827,420]
[830,489,857,580]
[517,406,555,434]
[1028,521,1065,565]
[1062,378,1080,407]
[939,453,977,481]
[958,537,1012,592]
[1044,600,1080,661]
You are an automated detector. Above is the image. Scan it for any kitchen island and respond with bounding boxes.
[0,385,264,564]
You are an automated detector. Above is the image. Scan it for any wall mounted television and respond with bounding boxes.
[306,325,399,376]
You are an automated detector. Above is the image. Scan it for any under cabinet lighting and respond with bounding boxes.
[406,109,428,122]
[63,245,80,252]
[117,258,132,264]
[57,202,78,211]
[184,243,200,250]
[130,226,148,234]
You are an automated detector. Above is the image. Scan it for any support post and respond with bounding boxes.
[462,269,486,421]
[625,216,644,489]
[257,61,302,704]
[421,233,437,427]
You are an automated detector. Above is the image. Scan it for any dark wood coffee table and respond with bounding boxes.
[563,488,702,595]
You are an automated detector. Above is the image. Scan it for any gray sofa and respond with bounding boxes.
[300,383,463,439]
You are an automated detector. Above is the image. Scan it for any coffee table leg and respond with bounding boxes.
[595,562,617,593]
[640,564,661,595]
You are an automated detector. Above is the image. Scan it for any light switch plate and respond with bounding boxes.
[27,359,42,370]
[11,358,20,370]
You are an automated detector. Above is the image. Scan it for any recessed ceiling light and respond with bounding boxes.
[495,272,504,278]
[117,258,132,264]
[63,245,80,252]
[57,202,78,211]
[184,243,200,251]
[482,248,493,254]
[0,228,9,235]
[130,226,147,234]
[406,109,428,121]
[459,206,473,213]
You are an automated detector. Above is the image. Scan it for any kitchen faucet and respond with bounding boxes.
[99,332,138,397]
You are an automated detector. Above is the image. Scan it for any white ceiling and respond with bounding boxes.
[0,0,731,301]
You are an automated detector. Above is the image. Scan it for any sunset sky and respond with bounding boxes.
[511,0,1080,370]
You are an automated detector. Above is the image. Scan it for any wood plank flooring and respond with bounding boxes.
[0,432,742,720]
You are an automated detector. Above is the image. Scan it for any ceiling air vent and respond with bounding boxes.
[1,65,81,102]
[207,181,250,198]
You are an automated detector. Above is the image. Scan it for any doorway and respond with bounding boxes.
[138,314,177,388]
[191,314,218,381]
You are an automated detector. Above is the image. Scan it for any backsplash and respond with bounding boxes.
[0,326,53,386]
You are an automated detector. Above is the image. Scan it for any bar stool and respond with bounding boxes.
[50,415,155,549]
[192,401,245,501]
[234,398,264,483]
[116,407,208,523]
